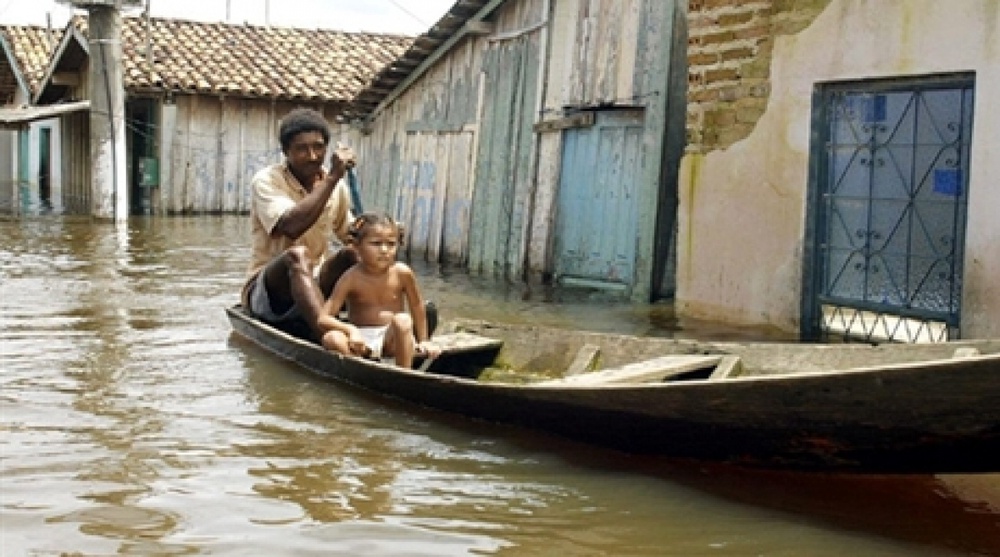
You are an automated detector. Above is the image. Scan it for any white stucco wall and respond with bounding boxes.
[677,0,1000,338]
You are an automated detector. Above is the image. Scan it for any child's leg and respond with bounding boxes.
[321,330,352,356]
[383,312,416,368]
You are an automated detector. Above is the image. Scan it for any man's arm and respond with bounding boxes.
[273,156,348,240]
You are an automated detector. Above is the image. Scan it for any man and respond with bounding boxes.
[242,107,358,341]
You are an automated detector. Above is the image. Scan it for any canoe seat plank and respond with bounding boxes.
[538,355,724,386]
[565,344,601,377]
[709,355,744,379]
[953,347,981,358]
[430,332,504,355]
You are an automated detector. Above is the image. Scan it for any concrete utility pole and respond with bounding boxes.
[65,0,140,221]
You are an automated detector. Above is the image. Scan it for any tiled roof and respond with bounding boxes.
[0,25,63,100]
[3,17,414,103]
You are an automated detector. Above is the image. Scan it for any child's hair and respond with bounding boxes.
[348,212,405,243]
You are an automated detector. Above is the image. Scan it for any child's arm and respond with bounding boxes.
[399,265,428,342]
[318,280,351,333]
[399,264,439,357]
[318,275,367,354]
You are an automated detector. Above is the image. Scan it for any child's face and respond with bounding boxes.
[356,224,399,266]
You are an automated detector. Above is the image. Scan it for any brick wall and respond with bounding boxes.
[685,0,831,152]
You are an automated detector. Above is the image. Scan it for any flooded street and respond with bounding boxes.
[2,215,999,556]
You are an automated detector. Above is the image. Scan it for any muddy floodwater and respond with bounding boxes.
[2,215,999,556]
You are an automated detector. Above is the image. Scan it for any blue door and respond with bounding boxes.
[555,110,644,288]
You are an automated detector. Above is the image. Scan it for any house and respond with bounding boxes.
[679,0,1000,341]
[346,0,688,303]
[0,24,70,213]
[1,16,412,215]
[346,0,998,341]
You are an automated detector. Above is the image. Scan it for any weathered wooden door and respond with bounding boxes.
[555,110,645,289]
[468,35,540,278]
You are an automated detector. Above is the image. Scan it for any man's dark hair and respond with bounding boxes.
[279,108,331,152]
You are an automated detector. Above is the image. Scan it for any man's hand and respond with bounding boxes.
[334,142,357,170]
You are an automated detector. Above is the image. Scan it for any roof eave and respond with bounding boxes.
[33,23,89,105]
[0,99,90,128]
[0,33,32,101]
[351,0,507,121]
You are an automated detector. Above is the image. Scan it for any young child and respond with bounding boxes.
[317,212,440,368]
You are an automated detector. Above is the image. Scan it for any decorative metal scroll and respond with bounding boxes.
[814,77,973,343]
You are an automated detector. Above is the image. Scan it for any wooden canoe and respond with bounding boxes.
[226,305,1000,474]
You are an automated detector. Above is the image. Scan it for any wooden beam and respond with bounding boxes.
[533,111,595,133]
[464,21,495,35]
[51,72,81,86]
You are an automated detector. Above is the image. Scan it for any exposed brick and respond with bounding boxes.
[718,124,751,145]
[700,30,737,45]
[689,89,719,103]
[720,46,756,62]
[703,0,739,9]
[735,98,767,123]
[688,52,720,66]
[717,11,757,26]
[687,0,832,151]
[740,56,771,79]
[707,108,737,127]
[717,87,739,102]
[735,25,771,40]
[746,82,770,97]
[705,67,740,83]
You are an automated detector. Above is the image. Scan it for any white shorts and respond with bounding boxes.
[357,325,388,359]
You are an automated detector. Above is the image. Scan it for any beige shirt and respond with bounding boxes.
[245,162,353,283]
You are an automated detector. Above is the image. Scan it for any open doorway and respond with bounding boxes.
[127,98,157,214]
[37,127,52,211]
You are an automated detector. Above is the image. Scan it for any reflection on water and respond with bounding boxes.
[1,215,997,556]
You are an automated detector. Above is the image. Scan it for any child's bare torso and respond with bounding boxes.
[345,265,407,326]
